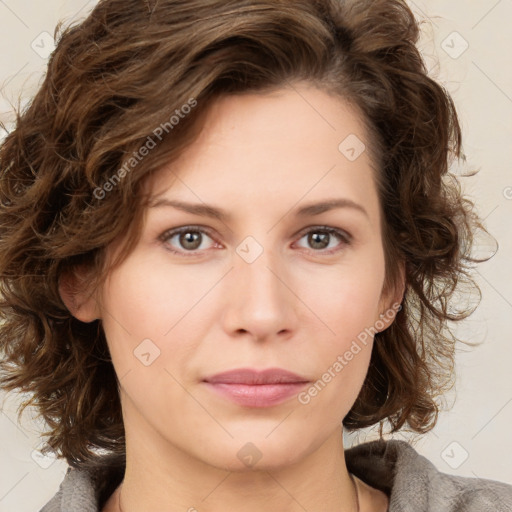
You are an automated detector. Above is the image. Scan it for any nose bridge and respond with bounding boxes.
[240,242,281,297]
[226,235,295,338]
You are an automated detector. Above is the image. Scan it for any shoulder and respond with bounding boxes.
[40,460,123,512]
[40,466,97,512]
[345,439,512,512]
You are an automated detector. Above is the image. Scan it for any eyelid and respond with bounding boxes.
[158,224,220,255]
[295,224,352,243]
[158,224,352,256]
[292,225,352,255]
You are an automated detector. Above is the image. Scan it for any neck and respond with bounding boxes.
[113,411,359,512]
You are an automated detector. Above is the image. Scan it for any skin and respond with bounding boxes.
[61,82,404,512]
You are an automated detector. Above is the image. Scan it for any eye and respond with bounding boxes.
[159,226,218,256]
[294,226,351,254]
[158,224,352,257]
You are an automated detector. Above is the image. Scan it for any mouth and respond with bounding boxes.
[202,367,310,408]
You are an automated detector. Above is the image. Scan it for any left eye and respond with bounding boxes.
[159,225,351,256]
[159,226,217,254]
[295,226,351,253]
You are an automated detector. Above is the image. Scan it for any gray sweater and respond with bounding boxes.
[40,439,512,511]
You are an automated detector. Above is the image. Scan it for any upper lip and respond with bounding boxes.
[203,368,309,385]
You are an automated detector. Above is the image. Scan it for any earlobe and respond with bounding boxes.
[58,266,100,323]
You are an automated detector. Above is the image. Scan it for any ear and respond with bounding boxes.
[376,260,406,333]
[58,264,100,323]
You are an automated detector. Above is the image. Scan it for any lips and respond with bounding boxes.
[202,368,310,408]
[203,367,309,385]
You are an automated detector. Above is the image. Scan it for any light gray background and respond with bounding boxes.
[0,1,511,510]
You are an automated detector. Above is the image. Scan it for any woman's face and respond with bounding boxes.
[94,83,401,471]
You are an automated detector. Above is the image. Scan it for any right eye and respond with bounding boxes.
[158,225,221,256]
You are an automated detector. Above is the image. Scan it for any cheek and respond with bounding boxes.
[97,257,202,422]
[98,254,203,372]
[101,249,217,328]
[301,254,385,341]
[294,255,384,403]
[296,285,378,420]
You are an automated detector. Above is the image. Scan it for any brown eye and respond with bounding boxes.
[177,231,202,250]
[308,232,330,250]
[159,226,217,255]
[295,226,351,254]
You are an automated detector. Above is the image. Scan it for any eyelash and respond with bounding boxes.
[158,225,352,257]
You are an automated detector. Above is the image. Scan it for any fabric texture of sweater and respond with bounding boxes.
[40,439,512,511]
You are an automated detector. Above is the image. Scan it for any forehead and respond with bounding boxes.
[144,84,380,224]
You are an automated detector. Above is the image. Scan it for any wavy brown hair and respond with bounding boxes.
[0,0,488,468]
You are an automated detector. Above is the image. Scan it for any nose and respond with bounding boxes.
[221,242,298,342]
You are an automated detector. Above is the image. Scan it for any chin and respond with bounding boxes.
[192,430,317,473]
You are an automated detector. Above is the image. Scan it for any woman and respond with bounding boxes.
[1,0,511,511]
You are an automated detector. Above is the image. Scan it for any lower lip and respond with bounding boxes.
[203,382,309,407]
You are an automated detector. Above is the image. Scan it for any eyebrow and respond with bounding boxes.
[148,197,369,221]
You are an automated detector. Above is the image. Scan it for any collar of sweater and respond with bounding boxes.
[41,439,512,512]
